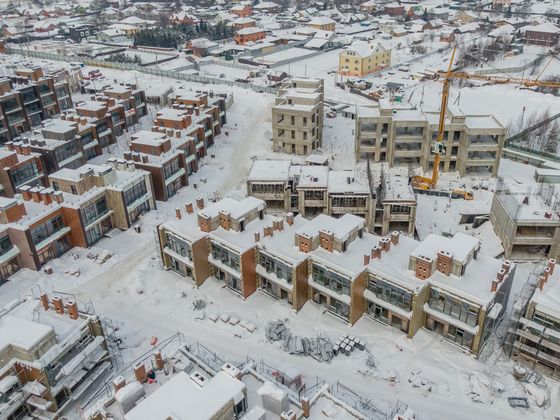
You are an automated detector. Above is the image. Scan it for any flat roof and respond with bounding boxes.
[125,371,246,420]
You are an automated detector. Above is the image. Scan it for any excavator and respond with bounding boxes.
[411,48,560,200]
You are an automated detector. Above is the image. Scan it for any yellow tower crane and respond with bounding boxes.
[411,49,560,199]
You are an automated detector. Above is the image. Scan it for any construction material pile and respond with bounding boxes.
[265,320,334,362]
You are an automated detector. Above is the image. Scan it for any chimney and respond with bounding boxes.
[277,219,284,231]
[254,231,260,242]
[286,212,294,225]
[219,211,231,230]
[13,142,22,154]
[502,259,512,274]
[41,189,52,205]
[319,229,334,253]
[544,267,551,281]
[151,125,159,132]
[415,255,432,280]
[196,197,204,209]
[21,145,31,155]
[113,376,126,393]
[175,208,182,219]
[19,185,32,201]
[154,351,164,370]
[30,187,42,203]
[298,233,311,253]
[548,259,556,276]
[491,279,499,292]
[141,155,149,163]
[371,245,381,260]
[436,250,453,276]
[263,224,273,237]
[0,198,27,223]
[53,191,64,204]
[363,254,370,266]
[166,128,174,137]
[496,268,507,283]
[80,117,87,125]
[52,296,64,314]
[40,293,49,311]
[66,300,78,320]
[538,275,547,291]
[134,362,147,383]
[185,202,193,214]
[379,237,391,252]
[390,231,400,245]
[5,141,14,151]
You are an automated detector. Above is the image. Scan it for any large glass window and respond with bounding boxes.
[429,289,479,327]
[259,252,291,283]
[124,181,147,206]
[163,159,181,180]
[304,190,324,200]
[211,242,240,272]
[0,235,13,256]
[165,232,192,260]
[80,197,109,226]
[368,276,412,311]
[55,142,80,163]
[332,196,367,207]
[30,215,65,245]
[312,264,350,296]
[11,161,40,186]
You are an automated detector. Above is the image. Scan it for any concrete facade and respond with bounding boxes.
[355,104,506,177]
[272,78,324,156]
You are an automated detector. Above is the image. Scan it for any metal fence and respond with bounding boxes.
[6,47,277,94]
[330,381,388,420]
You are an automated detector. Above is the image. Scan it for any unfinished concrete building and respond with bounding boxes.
[0,296,112,418]
[247,160,416,235]
[272,78,324,155]
[508,259,560,374]
[355,103,506,177]
[490,179,560,260]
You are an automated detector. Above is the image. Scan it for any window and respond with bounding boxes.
[291,131,295,139]
[80,197,109,226]
[428,289,479,326]
[304,190,324,200]
[290,116,295,125]
[259,252,292,283]
[11,161,40,187]
[124,181,148,206]
[30,215,65,245]
[211,242,240,272]
[390,205,411,214]
[303,117,307,126]
[332,196,367,207]
[165,232,192,260]
[0,235,13,256]
[312,264,350,296]
[368,275,412,311]
[55,142,80,163]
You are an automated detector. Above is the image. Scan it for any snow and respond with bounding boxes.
[125,371,245,420]
[0,315,53,353]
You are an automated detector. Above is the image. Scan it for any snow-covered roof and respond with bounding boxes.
[411,232,479,264]
[308,16,335,26]
[343,40,388,57]
[248,160,291,182]
[522,22,560,34]
[125,371,246,420]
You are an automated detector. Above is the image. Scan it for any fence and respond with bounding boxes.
[6,47,277,94]
[473,53,550,76]
[330,381,388,420]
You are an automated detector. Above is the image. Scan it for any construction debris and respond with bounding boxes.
[265,320,334,362]
[192,299,206,311]
[333,334,364,357]
[508,397,529,409]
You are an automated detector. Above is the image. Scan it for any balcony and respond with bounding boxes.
[256,264,293,291]
[164,167,186,185]
[34,226,71,252]
[163,246,194,268]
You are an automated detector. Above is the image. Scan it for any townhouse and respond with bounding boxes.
[272,78,324,155]
[355,103,507,177]
[49,161,156,237]
[0,297,111,417]
[158,196,270,298]
[247,159,416,235]
[509,259,560,373]
[157,199,512,355]
[127,130,189,202]
[0,143,48,198]
[71,100,121,148]
[0,160,154,277]
[338,40,391,77]
[121,91,229,202]
[0,68,72,143]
